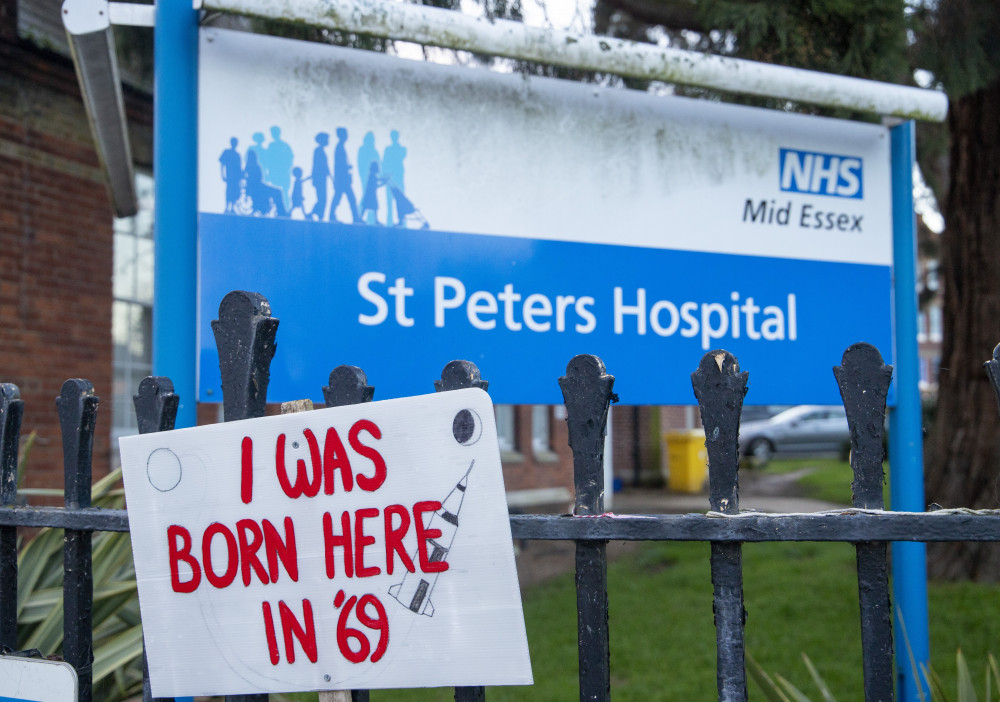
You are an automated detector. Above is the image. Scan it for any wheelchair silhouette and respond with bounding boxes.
[233,179,283,217]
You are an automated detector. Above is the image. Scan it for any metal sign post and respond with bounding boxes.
[152,1,198,429]
[889,120,930,701]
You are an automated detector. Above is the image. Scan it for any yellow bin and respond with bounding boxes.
[665,430,709,493]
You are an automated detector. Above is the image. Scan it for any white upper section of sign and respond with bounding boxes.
[198,27,892,266]
[120,389,530,697]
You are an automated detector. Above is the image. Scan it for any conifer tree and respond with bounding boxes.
[913,0,1000,580]
[595,0,999,580]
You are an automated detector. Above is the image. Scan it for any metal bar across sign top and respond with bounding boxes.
[204,0,947,122]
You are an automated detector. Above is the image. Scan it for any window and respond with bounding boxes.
[531,405,551,454]
[495,405,516,453]
[111,173,155,455]
[929,305,943,342]
[925,261,940,292]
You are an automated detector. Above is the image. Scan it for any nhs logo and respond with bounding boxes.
[779,148,863,199]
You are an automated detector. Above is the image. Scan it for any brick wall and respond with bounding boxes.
[611,405,667,488]
[0,36,151,490]
[499,404,573,499]
[502,405,573,512]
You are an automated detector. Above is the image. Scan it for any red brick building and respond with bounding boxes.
[1,0,153,489]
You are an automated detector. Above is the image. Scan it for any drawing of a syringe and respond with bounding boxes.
[388,461,473,616]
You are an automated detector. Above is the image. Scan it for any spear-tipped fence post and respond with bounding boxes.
[692,350,748,702]
[133,376,179,702]
[435,360,489,393]
[0,383,23,649]
[57,378,100,702]
[323,366,375,408]
[835,342,894,702]
[134,377,179,436]
[212,290,279,423]
[212,291,278,702]
[317,365,374,702]
[435,360,487,702]
[560,354,615,702]
[984,343,1000,415]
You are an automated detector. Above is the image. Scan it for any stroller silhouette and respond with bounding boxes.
[386,177,429,229]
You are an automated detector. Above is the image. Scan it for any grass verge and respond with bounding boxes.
[758,456,891,506]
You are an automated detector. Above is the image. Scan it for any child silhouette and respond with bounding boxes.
[289,166,310,219]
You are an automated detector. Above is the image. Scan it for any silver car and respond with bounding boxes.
[738,405,850,466]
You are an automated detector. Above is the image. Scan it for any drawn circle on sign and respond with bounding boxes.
[453,408,482,446]
[146,448,182,492]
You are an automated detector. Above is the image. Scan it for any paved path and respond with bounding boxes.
[608,487,843,515]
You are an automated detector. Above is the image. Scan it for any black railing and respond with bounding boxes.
[3,290,1000,702]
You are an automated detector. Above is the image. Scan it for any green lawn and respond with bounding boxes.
[276,460,999,700]
[759,456,889,506]
[278,539,1000,700]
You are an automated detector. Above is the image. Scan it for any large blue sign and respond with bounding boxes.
[197,29,895,406]
[199,215,891,405]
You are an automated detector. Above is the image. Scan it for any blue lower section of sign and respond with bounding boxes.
[198,214,893,405]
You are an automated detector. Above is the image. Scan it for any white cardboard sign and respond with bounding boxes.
[119,389,531,698]
[0,656,78,701]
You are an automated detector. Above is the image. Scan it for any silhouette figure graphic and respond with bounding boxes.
[244,150,287,217]
[360,161,388,225]
[219,137,242,213]
[218,126,418,225]
[383,130,407,226]
[357,131,381,225]
[264,126,294,210]
[330,127,360,223]
[248,132,267,180]
[309,132,331,221]
[289,166,310,219]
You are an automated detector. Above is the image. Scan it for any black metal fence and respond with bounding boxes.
[3,289,1000,702]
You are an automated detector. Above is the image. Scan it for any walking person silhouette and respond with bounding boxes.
[329,127,360,223]
[382,130,407,226]
[357,131,381,225]
[359,161,387,225]
[309,132,331,221]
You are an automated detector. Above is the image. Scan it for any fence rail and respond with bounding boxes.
[3,289,1000,702]
[3,506,1000,543]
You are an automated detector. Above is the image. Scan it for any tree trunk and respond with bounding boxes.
[926,74,1000,580]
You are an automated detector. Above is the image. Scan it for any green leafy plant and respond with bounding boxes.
[16,465,144,700]
[748,653,837,702]
[922,651,1000,702]
[749,651,1000,702]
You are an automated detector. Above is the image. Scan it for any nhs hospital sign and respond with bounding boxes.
[779,148,864,199]
[197,28,894,406]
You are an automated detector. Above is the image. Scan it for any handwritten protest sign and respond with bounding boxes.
[119,389,531,698]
